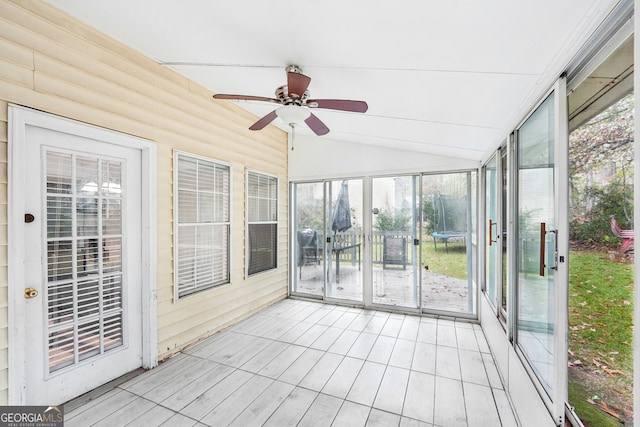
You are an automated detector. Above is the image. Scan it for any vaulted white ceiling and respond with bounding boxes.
[44,0,620,161]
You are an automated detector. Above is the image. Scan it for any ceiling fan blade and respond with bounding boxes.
[213,94,280,103]
[287,72,311,99]
[307,99,368,113]
[249,110,278,130]
[304,113,330,136]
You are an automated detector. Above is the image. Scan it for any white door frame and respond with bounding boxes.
[7,106,157,404]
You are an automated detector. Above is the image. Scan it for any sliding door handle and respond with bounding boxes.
[539,222,558,276]
[539,222,546,276]
[489,219,498,246]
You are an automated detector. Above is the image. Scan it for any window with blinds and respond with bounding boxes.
[175,152,230,298]
[247,170,278,275]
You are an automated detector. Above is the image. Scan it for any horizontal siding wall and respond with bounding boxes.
[0,0,289,403]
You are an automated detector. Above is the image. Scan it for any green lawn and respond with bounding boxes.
[390,240,633,424]
[421,237,468,279]
[568,250,634,425]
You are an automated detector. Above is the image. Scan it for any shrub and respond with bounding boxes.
[570,179,633,248]
[374,208,411,232]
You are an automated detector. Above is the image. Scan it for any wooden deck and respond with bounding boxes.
[295,265,474,314]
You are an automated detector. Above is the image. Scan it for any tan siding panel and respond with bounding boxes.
[0,0,288,404]
[0,100,7,121]
[157,285,287,356]
[0,285,6,308]
[0,58,33,89]
[1,1,185,90]
[0,38,33,69]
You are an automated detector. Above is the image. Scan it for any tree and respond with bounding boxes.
[569,94,634,248]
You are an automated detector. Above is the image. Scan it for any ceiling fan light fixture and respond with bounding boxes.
[276,105,310,126]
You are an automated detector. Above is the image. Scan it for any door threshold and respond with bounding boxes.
[63,368,146,412]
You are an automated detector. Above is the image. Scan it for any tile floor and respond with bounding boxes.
[65,298,519,426]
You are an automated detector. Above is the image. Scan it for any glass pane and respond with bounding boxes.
[327,179,363,302]
[214,165,230,193]
[248,223,277,275]
[248,197,259,222]
[269,198,277,222]
[293,182,324,296]
[214,194,225,222]
[485,157,498,306]
[517,93,556,398]
[372,175,419,308]
[422,172,474,314]
[104,312,123,351]
[46,152,72,194]
[77,279,100,319]
[198,161,216,192]
[48,240,73,282]
[77,238,99,277]
[198,192,215,222]
[77,156,99,196]
[103,199,122,235]
[177,225,197,294]
[195,225,214,285]
[178,190,197,223]
[212,224,230,283]
[103,275,123,312]
[77,197,98,236]
[48,281,74,323]
[103,237,122,272]
[178,156,197,190]
[102,161,122,196]
[47,196,72,238]
[176,222,230,297]
[258,198,269,221]
[500,148,508,314]
[49,328,75,372]
[77,319,100,361]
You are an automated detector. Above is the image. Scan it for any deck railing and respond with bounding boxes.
[317,231,416,265]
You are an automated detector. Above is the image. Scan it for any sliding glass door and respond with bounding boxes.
[515,79,568,421]
[422,172,475,315]
[293,174,477,316]
[292,182,324,297]
[485,147,509,323]
[485,155,499,308]
[371,175,420,309]
[291,179,363,303]
[326,179,363,302]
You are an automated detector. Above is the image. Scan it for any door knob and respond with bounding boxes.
[24,288,38,299]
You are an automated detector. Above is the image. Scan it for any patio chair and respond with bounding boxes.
[383,236,407,270]
[297,229,319,278]
[610,216,634,253]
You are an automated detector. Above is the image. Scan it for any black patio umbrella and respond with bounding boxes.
[331,180,352,233]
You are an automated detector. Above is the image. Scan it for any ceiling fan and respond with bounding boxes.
[212,65,368,136]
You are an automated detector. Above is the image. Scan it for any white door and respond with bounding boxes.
[15,122,143,404]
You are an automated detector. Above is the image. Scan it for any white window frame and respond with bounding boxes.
[246,169,278,276]
[174,151,231,300]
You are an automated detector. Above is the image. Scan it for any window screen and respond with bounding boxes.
[175,153,230,298]
[247,171,277,275]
